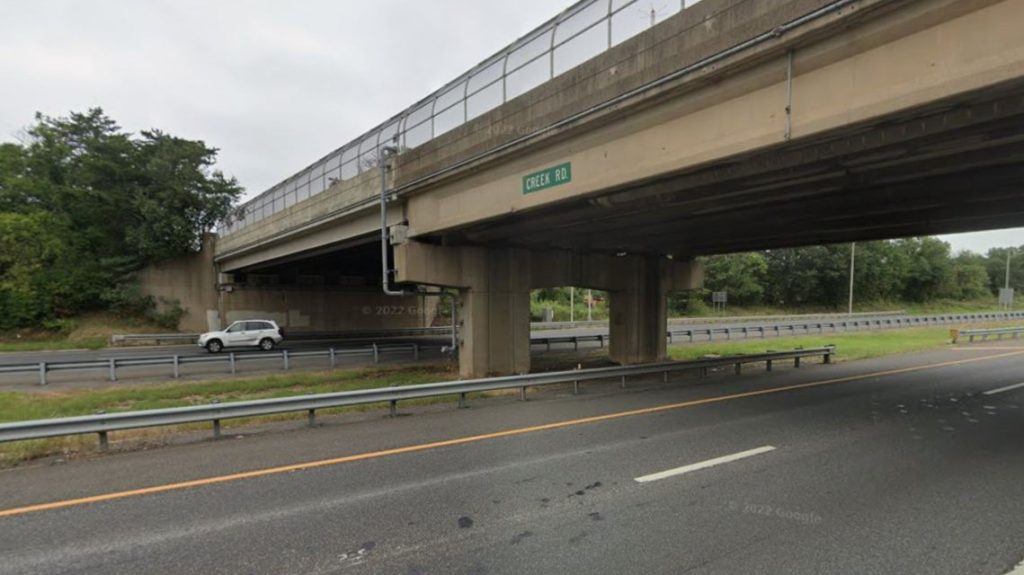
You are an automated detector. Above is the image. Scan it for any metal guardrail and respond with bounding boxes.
[0,343,423,386]
[113,313,912,343]
[952,326,1024,343]
[0,346,834,447]
[532,311,908,331]
[110,327,452,346]
[530,311,1024,349]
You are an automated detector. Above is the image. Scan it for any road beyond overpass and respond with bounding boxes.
[2,344,1024,574]
[141,0,1024,378]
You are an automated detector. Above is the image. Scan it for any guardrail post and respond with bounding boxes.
[229,352,236,374]
[700,367,708,378]
[667,332,673,344]
[308,409,316,427]
[329,348,336,368]
[172,355,180,379]
[546,340,552,352]
[766,359,773,372]
[573,337,579,351]
[824,349,833,364]
[458,392,467,408]
[373,343,380,364]
[38,362,47,386]
[98,431,108,451]
[735,363,742,375]
[794,356,801,368]
[688,331,694,343]
[213,419,221,439]
[573,380,580,395]
[598,335,605,348]
[413,343,420,360]
[520,386,527,401]
[389,400,397,417]
[283,349,290,371]
[620,375,627,388]
[662,371,669,383]
[109,358,117,382]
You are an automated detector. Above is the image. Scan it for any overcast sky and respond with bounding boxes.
[1,0,1020,253]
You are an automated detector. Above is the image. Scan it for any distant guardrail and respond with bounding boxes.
[531,310,908,331]
[110,327,452,346]
[1,343,424,386]
[20,311,1024,385]
[0,346,834,448]
[112,313,911,343]
[952,326,1024,343]
[530,311,1024,350]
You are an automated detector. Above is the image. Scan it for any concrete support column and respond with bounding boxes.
[457,248,531,378]
[393,241,531,377]
[608,255,669,365]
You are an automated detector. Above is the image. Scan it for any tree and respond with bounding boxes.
[0,108,243,327]
[944,251,991,300]
[897,237,953,302]
[985,246,1024,294]
[0,212,65,327]
[127,129,240,260]
[702,252,767,305]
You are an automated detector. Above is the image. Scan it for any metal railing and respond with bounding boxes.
[532,310,908,331]
[221,0,705,237]
[530,311,1024,350]
[1,343,423,386]
[0,346,834,447]
[110,327,452,346]
[952,326,1024,343]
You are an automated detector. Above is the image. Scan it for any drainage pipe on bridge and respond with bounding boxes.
[379,145,458,355]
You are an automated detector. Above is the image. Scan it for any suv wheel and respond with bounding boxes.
[259,338,275,351]
[206,339,223,353]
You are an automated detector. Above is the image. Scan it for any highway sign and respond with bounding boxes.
[523,162,572,194]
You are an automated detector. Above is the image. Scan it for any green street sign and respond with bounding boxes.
[523,162,572,194]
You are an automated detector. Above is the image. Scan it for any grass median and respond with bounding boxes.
[667,325,965,362]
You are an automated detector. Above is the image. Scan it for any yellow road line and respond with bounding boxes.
[3,349,1023,519]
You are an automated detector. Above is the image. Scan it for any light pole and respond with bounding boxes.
[587,289,593,321]
[1006,248,1014,290]
[848,242,856,315]
[570,287,575,324]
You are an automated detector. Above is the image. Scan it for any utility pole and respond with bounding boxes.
[848,242,856,315]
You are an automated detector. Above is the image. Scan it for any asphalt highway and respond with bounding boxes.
[2,343,1024,574]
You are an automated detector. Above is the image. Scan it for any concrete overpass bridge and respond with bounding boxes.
[159,0,1024,376]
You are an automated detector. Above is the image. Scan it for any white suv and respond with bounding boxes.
[198,320,284,353]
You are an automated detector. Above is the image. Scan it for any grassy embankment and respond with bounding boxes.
[0,365,458,465]
[0,313,172,353]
